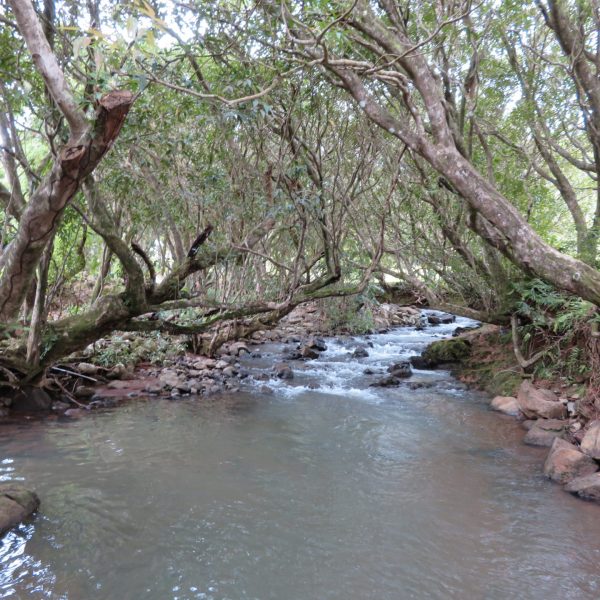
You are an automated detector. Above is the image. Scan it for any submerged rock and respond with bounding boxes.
[516,381,567,420]
[490,396,521,417]
[370,376,401,387]
[523,419,568,447]
[564,473,600,502]
[0,484,40,536]
[544,438,598,484]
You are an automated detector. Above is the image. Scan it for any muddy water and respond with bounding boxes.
[1,315,600,599]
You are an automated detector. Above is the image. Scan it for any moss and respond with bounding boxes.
[422,338,472,363]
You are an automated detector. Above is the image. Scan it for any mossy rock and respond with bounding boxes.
[422,338,472,365]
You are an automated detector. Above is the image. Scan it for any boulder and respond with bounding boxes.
[427,313,455,325]
[0,484,40,536]
[299,346,320,360]
[193,357,217,370]
[273,364,294,380]
[306,337,327,352]
[564,473,600,502]
[581,420,600,459]
[421,338,471,366]
[387,361,412,378]
[228,342,250,356]
[543,438,598,484]
[409,355,435,370]
[516,381,567,420]
[11,387,53,412]
[490,396,521,417]
[523,419,568,447]
[75,362,101,376]
[352,347,369,358]
[370,376,401,387]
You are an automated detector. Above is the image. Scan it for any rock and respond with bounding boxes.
[222,366,237,378]
[0,484,40,536]
[521,420,536,431]
[564,473,600,502]
[581,420,600,459]
[543,438,598,484]
[363,368,375,375]
[516,381,567,420]
[421,338,471,366]
[370,376,401,387]
[409,355,435,370]
[273,364,294,380]
[51,401,70,412]
[299,346,320,360]
[74,385,95,399]
[214,360,230,370]
[64,408,85,418]
[193,357,217,370]
[352,347,369,358]
[306,337,327,352]
[11,387,53,412]
[452,325,479,337]
[427,313,455,325]
[523,419,568,447]
[387,361,412,378]
[229,342,250,356]
[106,363,128,380]
[75,362,101,376]
[490,396,521,417]
[259,385,274,394]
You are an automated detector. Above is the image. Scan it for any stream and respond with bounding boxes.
[1,314,600,599]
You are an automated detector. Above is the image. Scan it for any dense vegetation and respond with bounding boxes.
[1,0,600,408]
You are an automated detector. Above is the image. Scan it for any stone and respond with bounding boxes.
[106,364,128,380]
[516,381,567,420]
[352,347,369,358]
[387,361,412,378]
[229,342,250,356]
[0,484,40,536]
[222,366,237,378]
[523,419,568,447]
[363,368,375,375]
[76,362,101,375]
[521,420,536,431]
[11,387,53,412]
[543,438,598,484]
[64,408,85,418]
[193,357,217,370]
[409,355,435,370]
[370,376,401,387]
[51,401,70,412]
[273,364,294,380]
[299,346,320,360]
[214,360,230,370]
[581,420,600,459]
[74,385,95,399]
[490,396,521,417]
[427,313,455,325]
[306,337,327,352]
[421,338,471,366]
[564,473,600,502]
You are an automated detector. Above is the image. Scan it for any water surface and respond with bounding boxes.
[1,315,599,599]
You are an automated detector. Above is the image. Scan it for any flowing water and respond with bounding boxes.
[1,314,600,599]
